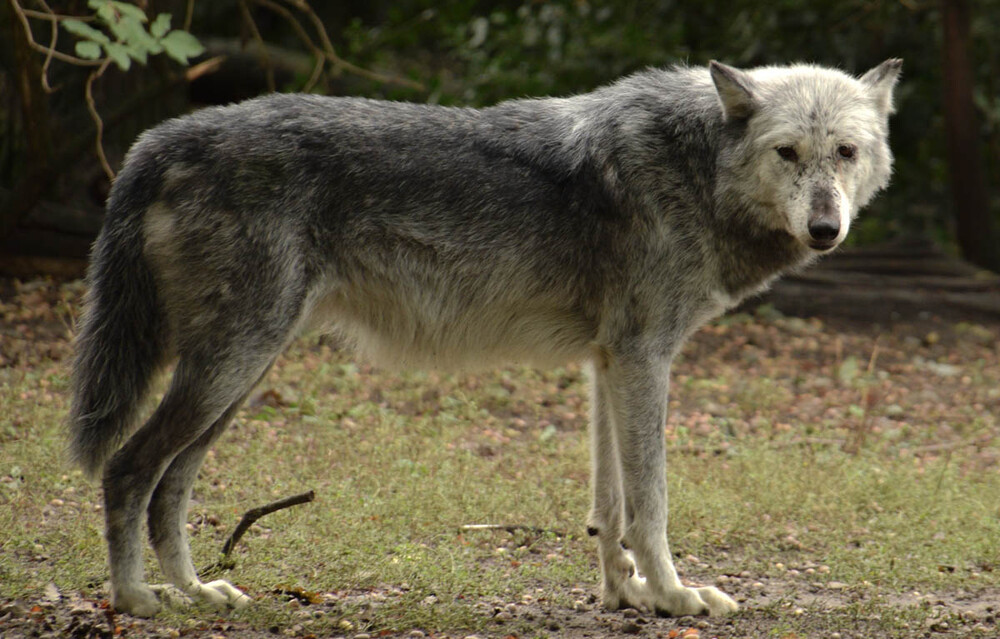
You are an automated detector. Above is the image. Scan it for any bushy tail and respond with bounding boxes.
[69,156,167,478]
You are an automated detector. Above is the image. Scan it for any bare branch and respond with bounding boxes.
[84,59,115,181]
[273,0,424,91]
[183,0,195,32]
[252,0,324,91]
[8,0,104,67]
[221,490,316,558]
[238,0,275,92]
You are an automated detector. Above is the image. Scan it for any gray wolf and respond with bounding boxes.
[70,59,901,618]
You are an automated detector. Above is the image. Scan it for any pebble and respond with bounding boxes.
[494,611,512,622]
[622,607,640,618]
[408,631,426,638]
[622,621,641,634]
[353,634,371,639]
[827,581,848,590]
[696,619,710,629]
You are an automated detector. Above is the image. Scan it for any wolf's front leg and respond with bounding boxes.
[595,350,737,617]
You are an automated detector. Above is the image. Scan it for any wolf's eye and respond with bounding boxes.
[776,146,798,162]
[837,144,857,160]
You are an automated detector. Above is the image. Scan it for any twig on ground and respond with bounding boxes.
[907,433,997,455]
[668,437,846,455]
[460,523,566,537]
[221,489,316,558]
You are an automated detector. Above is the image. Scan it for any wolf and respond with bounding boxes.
[69,58,901,618]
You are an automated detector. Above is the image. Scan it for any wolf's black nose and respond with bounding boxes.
[808,219,840,241]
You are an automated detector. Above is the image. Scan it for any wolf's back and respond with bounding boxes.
[68,147,168,477]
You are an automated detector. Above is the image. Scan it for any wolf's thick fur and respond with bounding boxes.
[70,59,901,617]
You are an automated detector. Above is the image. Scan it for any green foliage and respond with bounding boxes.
[61,0,204,71]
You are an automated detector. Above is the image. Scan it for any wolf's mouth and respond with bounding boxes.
[809,240,838,251]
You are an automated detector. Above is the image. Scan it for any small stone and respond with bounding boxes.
[0,602,28,618]
[339,619,354,631]
[827,581,848,590]
[408,631,426,638]
[696,620,710,629]
[353,634,371,639]
[622,621,641,634]
[505,603,517,613]
[494,611,512,622]
[50,498,64,507]
[573,599,587,611]
[793,607,805,616]
[622,608,640,618]
[751,582,765,589]
[829,633,842,639]
[818,565,831,574]
[927,620,949,632]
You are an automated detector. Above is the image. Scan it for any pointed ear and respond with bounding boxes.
[709,60,758,121]
[860,58,903,115]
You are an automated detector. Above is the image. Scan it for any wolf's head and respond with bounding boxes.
[710,59,902,252]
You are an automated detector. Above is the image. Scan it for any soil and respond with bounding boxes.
[1,276,998,639]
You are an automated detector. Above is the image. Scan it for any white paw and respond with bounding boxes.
[113,583,190,617]
[604,575,738,617]
[695,585,739,616]
[184,579,251,611]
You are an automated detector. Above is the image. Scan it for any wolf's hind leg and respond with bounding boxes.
[147,398,256,612]
[106,340,282,616]
[103,365,242,616]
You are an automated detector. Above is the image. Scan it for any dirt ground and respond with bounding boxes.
[1,276,998,639]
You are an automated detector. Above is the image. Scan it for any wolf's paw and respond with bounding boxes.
[604,575,737,617]
[112,583,191,617]
[183,579,251,611]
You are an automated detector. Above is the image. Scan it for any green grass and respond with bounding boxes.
[2,326,999,636]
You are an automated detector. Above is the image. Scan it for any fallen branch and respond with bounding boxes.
[460,523,566,537]
[221,490,316,558]
[906,433,997,455]
[668,437,846,455]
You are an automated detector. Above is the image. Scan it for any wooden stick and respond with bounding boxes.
[221,490,316,558]
[460,524,566,537]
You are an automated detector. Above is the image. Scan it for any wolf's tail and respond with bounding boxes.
[69,151,168,478]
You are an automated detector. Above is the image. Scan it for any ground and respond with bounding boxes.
[1,276,998,639]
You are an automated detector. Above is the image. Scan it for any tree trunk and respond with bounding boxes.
[941,0,999,271]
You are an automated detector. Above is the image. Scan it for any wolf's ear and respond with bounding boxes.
[860,58,903,115]
[709,61,757,121]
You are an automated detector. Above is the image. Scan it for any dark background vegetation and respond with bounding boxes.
[2,0,999,273]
